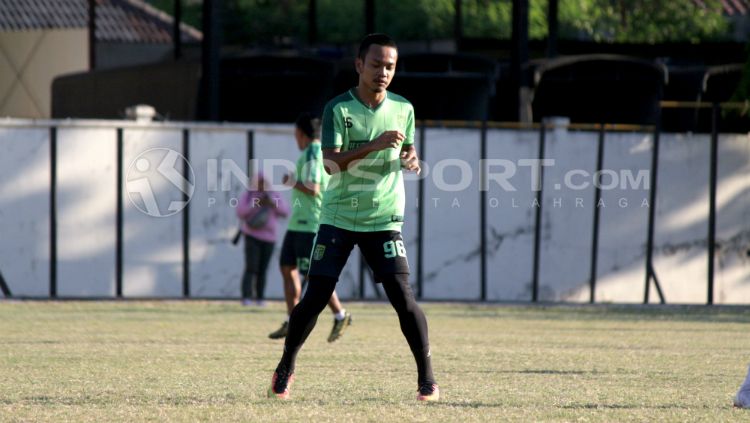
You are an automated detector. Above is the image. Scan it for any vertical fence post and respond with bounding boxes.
[0,271,10,297]
[480,119,488,301]
[707,103,720,305]
[644,120,665,304]
[88,0,96,69]
[116,128,123,298]
[531,120,546,302]
[417,122,426,299]
[589,124,605,303]
[182,128,190,298]
[359,253,366,299]
[173,0,182,60]
[50,126,58,298]
[245,130,253,300]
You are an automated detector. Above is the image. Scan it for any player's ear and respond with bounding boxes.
[355,57,363,74]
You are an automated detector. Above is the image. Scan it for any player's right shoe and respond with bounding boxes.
[417,383,440,402]
[327,311,352,343]
[267,369,294,400]
[268,321,288,339]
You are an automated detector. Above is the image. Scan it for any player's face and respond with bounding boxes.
[356,45,398,93]
[294,127,305,150]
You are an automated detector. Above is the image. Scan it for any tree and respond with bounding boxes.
[558,0,730,43]
[145,0,733,46]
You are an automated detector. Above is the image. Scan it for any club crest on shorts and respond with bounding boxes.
[313,244,326,260]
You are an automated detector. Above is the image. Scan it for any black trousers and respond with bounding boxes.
[242,235,274,300]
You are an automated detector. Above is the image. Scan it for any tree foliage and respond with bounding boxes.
[559,0,730,43]
[145,0,733,46]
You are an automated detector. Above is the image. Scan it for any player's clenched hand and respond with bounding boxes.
[371,130,405,151]
[400,148,421,175]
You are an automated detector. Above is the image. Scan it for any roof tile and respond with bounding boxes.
[0,0,202,43]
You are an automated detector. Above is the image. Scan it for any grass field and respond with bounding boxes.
[1,301,750,422]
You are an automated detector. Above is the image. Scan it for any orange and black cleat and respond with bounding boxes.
[267,369,295,400]
[417,382,440,402]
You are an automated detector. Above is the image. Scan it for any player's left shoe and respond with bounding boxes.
[267,368,294,400]
[416,382,440,402]
[734,393,749,408]
[327,311,352,343]
[734,365,750,408]
[268,321,289,339]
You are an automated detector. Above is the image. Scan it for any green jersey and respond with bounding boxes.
[320,88,415,232]
[288,141,328,233]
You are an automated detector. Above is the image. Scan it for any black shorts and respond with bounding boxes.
[308,224,410,280]
[279,230,317,273]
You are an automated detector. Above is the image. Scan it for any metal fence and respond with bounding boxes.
[0,101,748,303]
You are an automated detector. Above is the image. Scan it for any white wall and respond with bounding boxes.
[485,130,538,301]
[537,128,598,302]
[57,127,117,296]
[121,127,186,296]
[423,129,482,300]
[0,127,50,296]
[0,119,748,304]
[188,129,246,297]
[589,133,652,303]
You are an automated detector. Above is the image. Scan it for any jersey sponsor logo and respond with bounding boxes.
[297,257,310,272]
[346,139,369,151]
[313,244,326,260]
[396,113,408,131]
[391,215,404,222]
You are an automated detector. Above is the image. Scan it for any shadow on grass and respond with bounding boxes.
[16,394,243,407]
[516,369,593,375]
[560,402,705,410]
[434,401,503,408]
[437,401,711,410]
[438,303,750,325]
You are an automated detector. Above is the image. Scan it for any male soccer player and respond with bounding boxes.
[268,33,438,402]
[269,113,352,342]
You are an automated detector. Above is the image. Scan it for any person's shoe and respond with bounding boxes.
[735,365,750,408]
[241,298,252,306]
[268,321,288,339]
[267,369,294,400]
[417,383,440,402]
[327,311,352,343]
[734,392,749,408]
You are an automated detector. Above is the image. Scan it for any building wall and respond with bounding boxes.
[0,29,88,119]
[0,119,748,304]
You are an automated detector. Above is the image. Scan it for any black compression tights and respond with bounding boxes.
[277,274,435,385]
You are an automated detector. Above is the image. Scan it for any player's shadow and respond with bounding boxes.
[560,402,692,410]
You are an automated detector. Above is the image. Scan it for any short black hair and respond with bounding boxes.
[358,33,397,60]
[295,112,320,139]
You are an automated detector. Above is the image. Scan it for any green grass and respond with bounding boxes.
[1,301,750,422]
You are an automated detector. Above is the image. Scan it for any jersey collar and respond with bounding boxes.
[349,88,388,112]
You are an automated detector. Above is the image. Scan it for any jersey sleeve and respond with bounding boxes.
[403,105,415,146]
[321,102,343,149]
[301,144,323,184]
